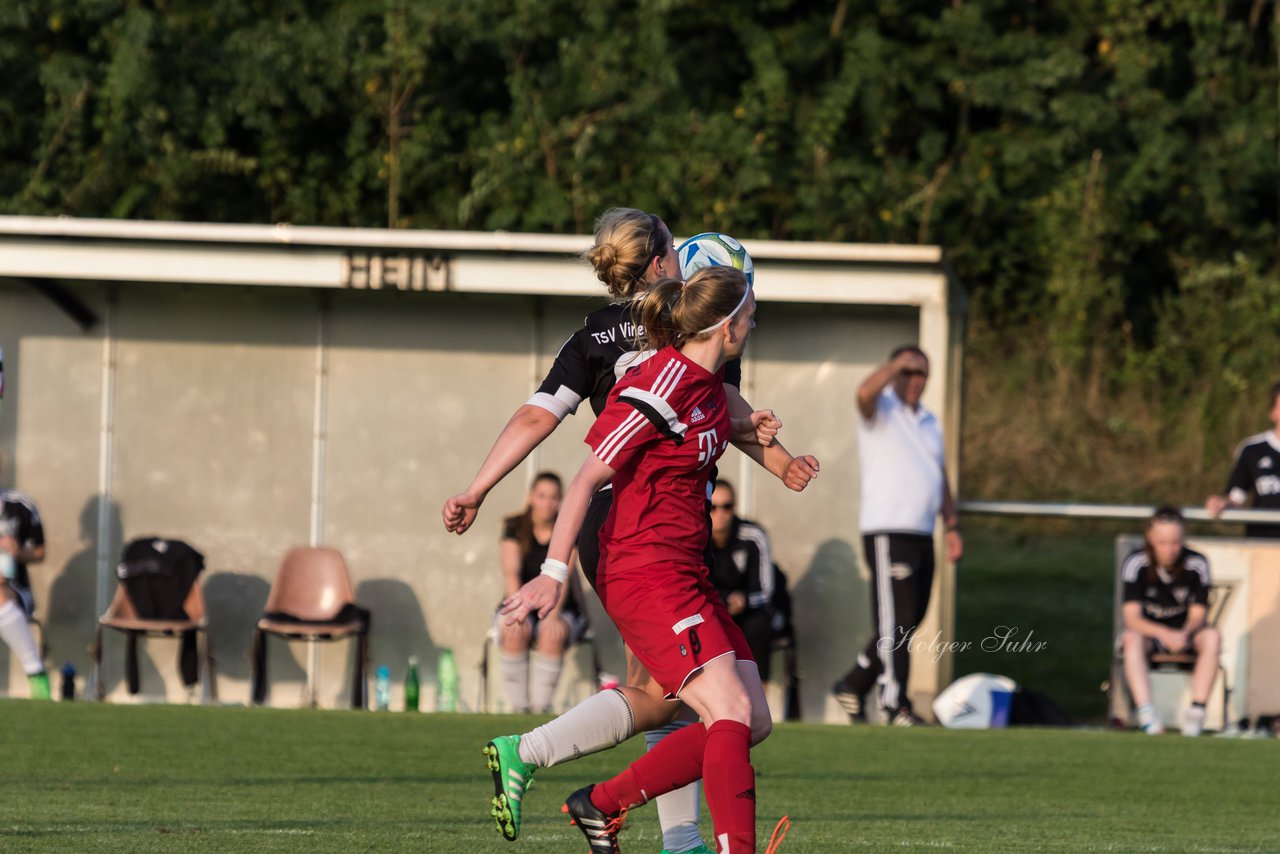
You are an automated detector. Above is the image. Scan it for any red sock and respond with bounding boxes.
[703,720,755,854]
[592,722,708,813]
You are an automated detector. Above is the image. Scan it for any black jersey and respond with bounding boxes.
[707,518,776,612]
[528,301,742,421]
[0,489,44,595]
[1224,432,1280,537]
[1121,547,1211,629]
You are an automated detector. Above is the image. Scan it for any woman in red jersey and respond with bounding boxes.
[505,266,778,854]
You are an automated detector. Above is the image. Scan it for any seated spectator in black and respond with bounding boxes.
[1120,507,1220,737]
[0,453,50,699]
[1205,380,1280,537]
[707,479,780,681]
[496,472,588,713]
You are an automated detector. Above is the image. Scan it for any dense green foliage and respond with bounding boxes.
[4,700,1277,851]
[3,0,1278,498]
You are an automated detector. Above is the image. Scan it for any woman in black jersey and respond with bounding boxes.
[495,472,587,713]
[444,207,818,847]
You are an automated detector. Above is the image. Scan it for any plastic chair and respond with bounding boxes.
[91,574,214,701]
[250,547,370,709]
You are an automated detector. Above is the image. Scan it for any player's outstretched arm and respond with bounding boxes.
[442,404,560,534]
[502,454,614,623]
[724,386,819,491]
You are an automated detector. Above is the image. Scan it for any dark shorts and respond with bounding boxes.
[599,558,753,699]
[577,488,613,590]
[1117,625,1208,656]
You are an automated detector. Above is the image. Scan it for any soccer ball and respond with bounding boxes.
[677,232,754,287]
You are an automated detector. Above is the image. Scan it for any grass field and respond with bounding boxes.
[953,523,1119,723]
[4,700,1276,853]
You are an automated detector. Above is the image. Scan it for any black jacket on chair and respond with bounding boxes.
[117,537,204,691]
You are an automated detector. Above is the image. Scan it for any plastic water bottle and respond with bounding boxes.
[375,666,391,711]
[60,662,76,701]
[0,518,15,580]
[405,656,420,712]
[436,648,458,712]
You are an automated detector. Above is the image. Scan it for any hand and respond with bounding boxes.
[782,455,820,492]
[1163,628,1190,654]
[732,410,781,446]
[945,529,964,563]
[727,591,747,616]
[1205,495,1229,518]
[751,410,781,446]
[500,575,563,624]
[442,489,484,534]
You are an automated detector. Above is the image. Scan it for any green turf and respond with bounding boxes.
[3,700,1276,853]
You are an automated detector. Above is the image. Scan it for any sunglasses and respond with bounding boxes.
[901,369,929,378]
[711,502,734,510]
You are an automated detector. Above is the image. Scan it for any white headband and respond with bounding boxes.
[695,284,753,335]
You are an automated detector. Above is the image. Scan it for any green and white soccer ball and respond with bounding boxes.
[677,232,754,287]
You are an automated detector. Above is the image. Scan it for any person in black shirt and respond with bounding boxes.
[1120,507,1220,736]
[707,480,780,681]
[0,454,50,698]
[495,472,588,713]
[1205,380,1280,537]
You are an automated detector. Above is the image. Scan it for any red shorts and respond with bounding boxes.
[598,559,754,699]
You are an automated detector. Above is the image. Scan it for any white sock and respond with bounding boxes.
[647,722,704,852]
[519,687,633,767]
[0,599,43,675]
[499,650,529,713]
[530,652,563,713]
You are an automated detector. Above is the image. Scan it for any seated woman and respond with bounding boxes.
[496,472,587,713]
[1120,506,1221,736]
[707,479,780,682]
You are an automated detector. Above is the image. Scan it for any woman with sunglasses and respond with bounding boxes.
[707,479,781,683]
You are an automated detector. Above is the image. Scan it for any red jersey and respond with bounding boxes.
[586,346,731,576]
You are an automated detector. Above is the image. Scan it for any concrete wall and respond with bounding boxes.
[1,277,945,719]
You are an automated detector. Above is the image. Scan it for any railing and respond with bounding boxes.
[958,500,1280,524]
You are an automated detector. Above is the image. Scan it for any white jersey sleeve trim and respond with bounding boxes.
[1185,554,1212,586]
[1121,551,1148,583]
[526,387,581,421]
[738,522,774,608]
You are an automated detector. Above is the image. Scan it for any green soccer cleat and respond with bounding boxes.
[484,735,537,841]
[28,672,51,701]
[661,846,714,854]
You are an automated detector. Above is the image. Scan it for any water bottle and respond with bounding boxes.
[436,648,458,712]
[405,656,420,712]
[0,518,15,581]
[375,665,391,711]
[60,662,76,701]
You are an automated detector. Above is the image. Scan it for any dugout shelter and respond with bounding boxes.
[0,216,965,719]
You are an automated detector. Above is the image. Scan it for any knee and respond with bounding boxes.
[1121,629,1144,652]
[1198,627,1221,653]
[749,708,772,745]
[498,624,531,653]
